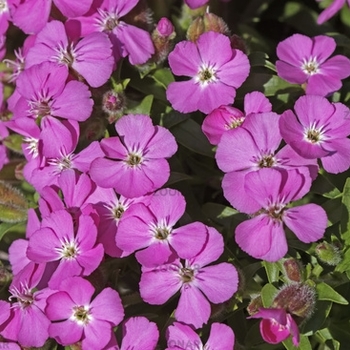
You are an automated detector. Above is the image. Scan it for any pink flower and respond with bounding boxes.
[118,317,159,350]
[139,226,238,328]
[215,112,318,213]
[235,168,327,262]
[11,0,93,34]
[66,0,155,65]
[202,91,272,145]
[316,0,350,24]
[26,209,104,288]
[46,277,124,349]
[166,322,235,350]
[0,281,54,348]
[166,31,250,114]
[11,61,93,122]
[26,20,114,88]
[276,33,350,96]
[116,188,208,266]
[249,308,299,346]
[90,114,177,198]
[185,0,209,8]
[280,95,350,174]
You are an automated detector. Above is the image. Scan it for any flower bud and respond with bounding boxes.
[102,90,126,123]
[282,259,303,283]
[155,17,175,38]
[272,283,316,319]
[315,241,342,266]
[151,17,176,64]
[230,34,248,54]
[247,295,263,316]
[187,13,230,42]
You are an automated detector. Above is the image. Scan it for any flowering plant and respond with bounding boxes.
[1,0,350,349]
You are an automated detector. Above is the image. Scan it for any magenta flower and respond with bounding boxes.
[66,0,155,65]
[185,0,209,8]
[249,308,300,346]
[215,112,318,213]
[90,114,177,198]
[92,189,150,257]
[11,61,93,122]
[46,277,124,349]
[116,188,208,267]
[26,20,114,88]
[0,281,54,348]
[140,226,238,328]
[235,168,327,262]
[117,317,159,350]
[166,322,235,350]
[276,33,350,96]
[280,95,350,174]
[166,31,250,114]
[26,209,104,288]
[11,0,93,34]
[202,91,272,145]
[316,0,350,24]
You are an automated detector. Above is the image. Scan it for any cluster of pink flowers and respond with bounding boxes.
[0,0,349,349]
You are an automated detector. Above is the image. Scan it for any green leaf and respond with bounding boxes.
[160,109,190,129]
[283,334,312,350]
[249,51,276,72]
[164,172,192,186]
[335,248,350,273]
[125,94,154,115]
[311,173,341,199]
[150,68,175,89]
[341,178,350,243]
[170,119,214,157]
[262,261,280,283]
[3,134,23,154]
[0,222,26,241]
[260,283,278,307]
[316,282,349,305]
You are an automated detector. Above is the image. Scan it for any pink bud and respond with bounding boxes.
[156,17,175,37]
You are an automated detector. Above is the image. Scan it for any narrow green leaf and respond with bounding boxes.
[3,134,23,154]
[283,334,312,350]
[262,261,280,283]
[0,222,26,241]
[151,68,175,89]
[260,283,278,307]
[311,173,341,199]
[170,119,214,157]
[316,282,349,305]
[125,95,154,115]
[341,178,350,243]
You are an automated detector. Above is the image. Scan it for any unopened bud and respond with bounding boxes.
[282,259,303,283]
[230,34,248,53]
[155,17,175,38]
[315,241,342,266]
[272,283,316,319]
[187,13,230,42]
[151,18,176,64]
[247,295,263,316]
[102,90,126,123]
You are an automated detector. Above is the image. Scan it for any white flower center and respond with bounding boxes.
[71,305,92,326]
[55,237,80,260]
[301,57,319,75]
[0,0,8,15]
[195,63,218,87]
[225,116,245,130]
[303,122,326,144]
[52,42,77,66]
[149,219,172,240]
[48,152,76,173]
[125,150,143,168]
[23,136,39,158]
[96,8,119,32]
